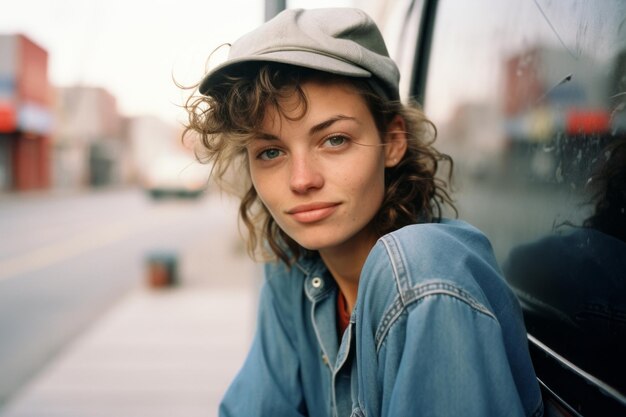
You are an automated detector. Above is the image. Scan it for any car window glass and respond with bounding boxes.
[423,0,626,392]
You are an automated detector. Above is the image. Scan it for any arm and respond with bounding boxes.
[356,224,543,417]
[380,295,530,417]
[219,281,307,417]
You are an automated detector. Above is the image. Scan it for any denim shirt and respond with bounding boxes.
[219,220,544,417]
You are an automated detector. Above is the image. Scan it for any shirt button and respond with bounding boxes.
[311,277,323,288]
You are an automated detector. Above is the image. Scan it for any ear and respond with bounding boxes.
[383,115,408,167]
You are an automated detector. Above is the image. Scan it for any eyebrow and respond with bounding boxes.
[254,132,280,141]
[309,115,358,135]
[254,115,359,141]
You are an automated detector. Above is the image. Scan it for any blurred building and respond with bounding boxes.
[502,45,613,185]
[443,102,506,178]
[503,45,608,142]
[126,115,179,181]
[0,34,53,192]
[53,86,129,187]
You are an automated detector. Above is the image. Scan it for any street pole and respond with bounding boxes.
[265,0,286,21]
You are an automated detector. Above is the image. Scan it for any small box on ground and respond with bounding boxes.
[146,252,179,288]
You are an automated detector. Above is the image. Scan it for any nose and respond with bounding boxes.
[289,153,324,194]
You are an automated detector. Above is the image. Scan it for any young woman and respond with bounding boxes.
[184,8,543,417]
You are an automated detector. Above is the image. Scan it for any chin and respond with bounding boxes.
[283,220,376,254]
[289,232,344,252]
[295,239,337,252]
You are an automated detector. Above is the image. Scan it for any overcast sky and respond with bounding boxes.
[5,0,527,130]
[0,0,355,127]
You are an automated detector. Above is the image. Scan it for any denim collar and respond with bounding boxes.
[295,254,337,303]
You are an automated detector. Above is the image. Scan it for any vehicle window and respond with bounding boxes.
[423,0,625,393]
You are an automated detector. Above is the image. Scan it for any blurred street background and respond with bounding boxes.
[0,189,259,416]
[0,0,356,415]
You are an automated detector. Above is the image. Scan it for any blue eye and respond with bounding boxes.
[325,135,347,147]
[258,148,282,160]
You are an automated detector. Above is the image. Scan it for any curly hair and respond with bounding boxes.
[182,63,456,264]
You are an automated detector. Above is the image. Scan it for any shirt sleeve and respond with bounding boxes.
[379,295,529,417]
[356,226,543,417]
[219,280,307,417]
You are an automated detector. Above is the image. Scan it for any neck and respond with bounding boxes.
[319,230,378,314]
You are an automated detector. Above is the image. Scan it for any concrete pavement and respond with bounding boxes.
[0,195,261,417]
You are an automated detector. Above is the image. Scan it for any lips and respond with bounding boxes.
[286,202,340,223]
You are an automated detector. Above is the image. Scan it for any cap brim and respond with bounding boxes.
[198,50,372,95]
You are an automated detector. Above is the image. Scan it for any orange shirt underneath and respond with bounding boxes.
[337,291,351,336]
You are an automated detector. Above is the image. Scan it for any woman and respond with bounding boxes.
[184,8,543,417]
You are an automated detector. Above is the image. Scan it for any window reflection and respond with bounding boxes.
[424,0,626,391]
[504,136,626,391]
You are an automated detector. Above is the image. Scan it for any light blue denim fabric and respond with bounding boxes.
[219,220,544,417]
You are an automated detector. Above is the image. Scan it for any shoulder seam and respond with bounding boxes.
[375,282,497,352]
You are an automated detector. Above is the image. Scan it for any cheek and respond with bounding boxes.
[248,163,267,200]
[249,167,283,218]
[248,156,271,196]
[344,154,386,210]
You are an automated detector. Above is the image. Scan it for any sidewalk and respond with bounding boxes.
[0,210,260,417]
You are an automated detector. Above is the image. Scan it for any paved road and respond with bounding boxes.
[0,188,257,408]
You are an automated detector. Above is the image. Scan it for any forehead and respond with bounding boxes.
[260,78,372,131]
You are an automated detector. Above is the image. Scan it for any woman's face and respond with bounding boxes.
[246,79,404,254]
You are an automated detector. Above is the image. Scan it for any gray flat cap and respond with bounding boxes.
[199,8,400,101]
